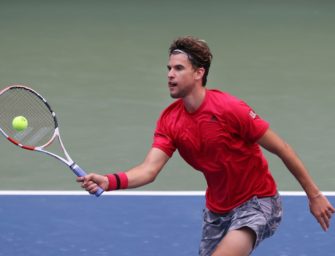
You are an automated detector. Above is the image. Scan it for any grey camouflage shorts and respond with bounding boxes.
[199,193,282,256]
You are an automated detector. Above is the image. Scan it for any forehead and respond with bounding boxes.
[168,53,192,67]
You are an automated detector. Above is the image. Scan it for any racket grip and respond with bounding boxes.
[70,164,104,197]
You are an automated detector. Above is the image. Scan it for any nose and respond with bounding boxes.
[168,69,174,79]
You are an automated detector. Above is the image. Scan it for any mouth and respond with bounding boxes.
[168,81,177,88]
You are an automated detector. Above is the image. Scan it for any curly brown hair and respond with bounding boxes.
[169,36,213,86]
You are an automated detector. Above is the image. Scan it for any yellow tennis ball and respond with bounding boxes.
[12,116,28,131]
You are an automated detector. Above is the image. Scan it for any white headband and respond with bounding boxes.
[171,49,194,61]
[172,49,187,55]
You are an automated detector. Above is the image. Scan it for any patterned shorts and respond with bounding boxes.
[199,193,283,256]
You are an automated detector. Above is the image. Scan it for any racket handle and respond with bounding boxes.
[70,164,104,197]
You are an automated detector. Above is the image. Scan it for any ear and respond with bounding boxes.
[194,67,205,82]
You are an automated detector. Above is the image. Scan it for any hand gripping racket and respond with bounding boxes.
[0,85,104,196]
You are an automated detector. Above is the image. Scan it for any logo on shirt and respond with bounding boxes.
[249,110,257,119]
[210,115,218,122]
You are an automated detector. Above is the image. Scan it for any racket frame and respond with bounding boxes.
[0,85,104,196]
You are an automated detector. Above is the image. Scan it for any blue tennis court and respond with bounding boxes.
[0,192,334,256]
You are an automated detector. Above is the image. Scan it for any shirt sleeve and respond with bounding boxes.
[152,114,176,157]
[225,99,269,143]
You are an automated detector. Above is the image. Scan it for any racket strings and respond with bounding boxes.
[0,87,56,147]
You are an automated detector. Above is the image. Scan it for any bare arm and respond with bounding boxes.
[258,128,335,231]
[77,148,169,192]
[126,147,170,188]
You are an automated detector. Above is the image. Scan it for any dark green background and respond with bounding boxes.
[1,0,334,190]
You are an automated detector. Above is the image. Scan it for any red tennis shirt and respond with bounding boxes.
[152,89,277,213]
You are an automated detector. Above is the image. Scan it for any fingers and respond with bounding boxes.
[84,182,100,194]
[310,195,335,231]
[325,207,334,219]
[76,176,85,183]
[76,174,100,194]
[317,209,333,231]
[318,212,330,231]
[322,206,335,231]
[76,173,109,194]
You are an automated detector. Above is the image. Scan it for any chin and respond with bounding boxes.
[170,92,181,99]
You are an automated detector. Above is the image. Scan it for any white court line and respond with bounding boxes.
[0,191,334,196]
[0,190,204,196]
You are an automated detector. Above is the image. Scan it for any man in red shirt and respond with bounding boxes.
[78,36,334,255]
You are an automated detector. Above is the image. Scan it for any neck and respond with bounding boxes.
[183,86,206,113]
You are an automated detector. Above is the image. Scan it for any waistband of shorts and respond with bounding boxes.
[207,191,280,216]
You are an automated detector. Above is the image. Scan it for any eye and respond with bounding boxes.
[175,65,184,71]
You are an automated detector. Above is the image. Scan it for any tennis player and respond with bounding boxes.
[77,36,334,256]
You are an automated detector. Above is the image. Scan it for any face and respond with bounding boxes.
[167,53,202,99]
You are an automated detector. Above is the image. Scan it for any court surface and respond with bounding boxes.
[0,192,334,256]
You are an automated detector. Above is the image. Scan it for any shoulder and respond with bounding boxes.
[206,89,244,112]
[206,89,261,125]
[157,99,183,123]
[207,89,240,102]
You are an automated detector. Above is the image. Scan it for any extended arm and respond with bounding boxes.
[258,128,335,231]
[126,147,170,188]
[77,148,170,191]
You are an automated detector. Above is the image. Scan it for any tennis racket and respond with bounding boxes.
[0,84,104,197]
